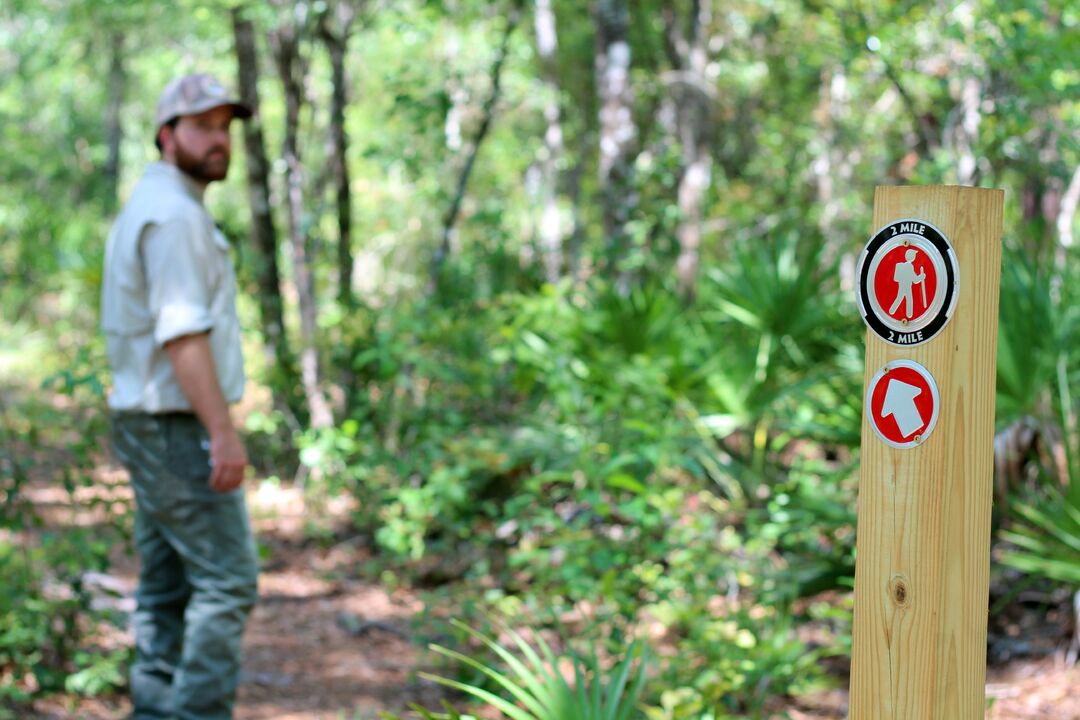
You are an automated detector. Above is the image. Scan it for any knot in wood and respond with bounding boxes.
[888,573,911,609]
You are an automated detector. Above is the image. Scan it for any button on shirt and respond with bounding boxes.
[101,162,245,412]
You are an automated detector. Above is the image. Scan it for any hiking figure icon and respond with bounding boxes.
[888,248,927,319]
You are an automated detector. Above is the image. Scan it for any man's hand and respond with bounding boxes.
[209,425,248,493]
[165,332,249,493]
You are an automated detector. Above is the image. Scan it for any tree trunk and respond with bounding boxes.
[664,0,713,299]
[565,154,588,283]
[231,8,295,391]
[534,0,565,283]
[1057,164,1080,250]
[271,17,335,430]
[432,2,522,292]
[594,0,636,278]
[948,75,982,186]
[319,2,356,308]
[811,66,859,259]
[103,32,125,213]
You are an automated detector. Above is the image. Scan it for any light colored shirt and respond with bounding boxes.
[101,162,245,412]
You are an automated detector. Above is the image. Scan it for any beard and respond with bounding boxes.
[174,138,230,183]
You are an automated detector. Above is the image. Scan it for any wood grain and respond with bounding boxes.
[850,186,1004,719]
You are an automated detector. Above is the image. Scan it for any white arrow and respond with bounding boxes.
[881,379,924,438]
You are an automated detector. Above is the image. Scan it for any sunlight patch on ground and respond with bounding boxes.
[19,473,132,528]
[250,479,358,539]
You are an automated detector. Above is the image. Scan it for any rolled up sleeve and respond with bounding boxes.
[141,217,214,346]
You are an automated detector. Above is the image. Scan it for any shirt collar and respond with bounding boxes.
[145,161,206,203]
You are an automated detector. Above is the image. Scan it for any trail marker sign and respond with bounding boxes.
[866,359,939,449]
[850,186,1003,720]
[856,219,958,346]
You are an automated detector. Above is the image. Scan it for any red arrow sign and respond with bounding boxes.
[866,360,940,449]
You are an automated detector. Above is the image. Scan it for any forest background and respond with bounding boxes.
[1,0,1079,717]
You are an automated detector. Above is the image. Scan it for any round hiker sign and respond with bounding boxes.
[856,219,958,346]
[866,359,940,449]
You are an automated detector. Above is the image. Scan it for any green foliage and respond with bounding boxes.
[642,612,824,719]
[1001,485,1080,585]
[298,260,856,713]
[750,466,857,601]
[0,532,129,705]
[0,350,129,708]
[995,245,1073,426]
[410,620,648,720]
[697,229,862,497]
[994,238,1080,593]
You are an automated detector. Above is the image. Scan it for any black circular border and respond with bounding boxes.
[856,219,957,346]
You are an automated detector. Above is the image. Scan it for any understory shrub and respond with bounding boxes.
[0,351,129,713]
[298,252,862,713]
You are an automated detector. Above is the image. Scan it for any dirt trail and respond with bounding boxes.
[235,486,444,719]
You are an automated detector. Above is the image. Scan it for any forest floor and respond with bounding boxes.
[16,455,1080,720]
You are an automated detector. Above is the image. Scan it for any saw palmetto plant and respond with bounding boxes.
[407,620,648,720]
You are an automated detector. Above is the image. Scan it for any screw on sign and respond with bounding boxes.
[866,359,940,449]
[856,219,958,347]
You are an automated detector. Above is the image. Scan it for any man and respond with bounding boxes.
[101,73,259,720]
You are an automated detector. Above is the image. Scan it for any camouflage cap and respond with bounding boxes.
[154,73,253,131]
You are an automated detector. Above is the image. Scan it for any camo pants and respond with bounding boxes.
[111,412,259,720]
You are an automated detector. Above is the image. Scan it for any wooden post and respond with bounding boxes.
[850,185,1004,719]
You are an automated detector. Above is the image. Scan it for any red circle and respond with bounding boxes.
[872,245,938,323]
[869,366,936,444]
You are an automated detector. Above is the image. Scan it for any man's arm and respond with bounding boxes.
[165,332,248,493]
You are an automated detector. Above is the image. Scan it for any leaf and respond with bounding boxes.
[606,474,646,495]
[419,672,538,720]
